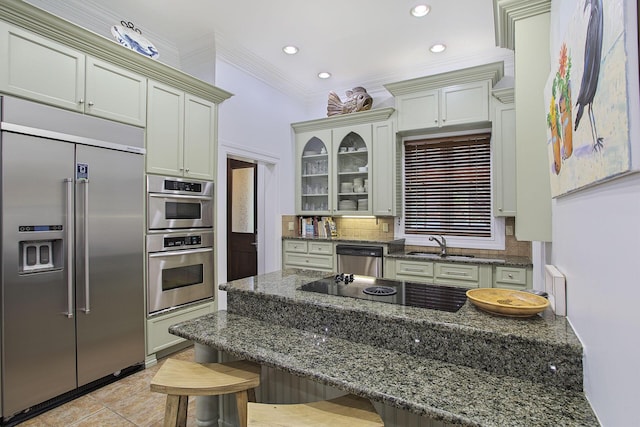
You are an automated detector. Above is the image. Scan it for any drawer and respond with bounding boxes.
[396,260,434,278]
[309,241,333,255]
[147,302,213,354]
[284,253,333,270]
[495,266,527,285]
[435,263,479,287]
[283,240,308,253]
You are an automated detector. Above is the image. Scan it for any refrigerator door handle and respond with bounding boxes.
[64,178,74,318]
[81,179,91,314]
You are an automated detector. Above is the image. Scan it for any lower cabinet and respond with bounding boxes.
[146,300,215,365]
[282,240,334,272]
[392,259,491,288]
[390,259,532,289]
[493,266,532,290]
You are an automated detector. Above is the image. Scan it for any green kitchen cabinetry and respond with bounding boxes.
[384,63,503,133]
[388,258,492,288]
[493,265,532,290]
[282,240,334,272]
[0,21,147,127]
[492,88,517,217]
[292,108,396,216]
[391,82,489,131]
[146,80,216,180]
[146,300,215,366]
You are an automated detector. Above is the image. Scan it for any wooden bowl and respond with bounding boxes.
[466,288,549,317]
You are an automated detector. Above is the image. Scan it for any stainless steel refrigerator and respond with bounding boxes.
[0,96,145,422]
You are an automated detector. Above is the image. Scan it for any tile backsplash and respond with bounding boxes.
[281,215,530,258]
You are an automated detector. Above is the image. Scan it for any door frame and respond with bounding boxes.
[217,142,281,309]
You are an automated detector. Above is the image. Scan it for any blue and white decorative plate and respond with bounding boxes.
[111,24,159,60]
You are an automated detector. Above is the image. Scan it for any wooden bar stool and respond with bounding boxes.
[247,394,384,426]
[150,358,261,427]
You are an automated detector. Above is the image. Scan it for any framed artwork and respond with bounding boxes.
[545,0,631,197]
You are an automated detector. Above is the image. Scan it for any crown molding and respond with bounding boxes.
[493,0,552,50]
[291,107,395,133]
[383,62,504,96]
[492,87,515,103]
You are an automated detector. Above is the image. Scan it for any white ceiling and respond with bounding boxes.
[25,0,513,102]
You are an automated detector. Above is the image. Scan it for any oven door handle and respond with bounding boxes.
[148,247,213,258]
[148,193,212,201]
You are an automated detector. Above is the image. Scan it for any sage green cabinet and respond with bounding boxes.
[146,80,216,180]
[389,258,491,288]
[493,266,532,290]
[282,240,334,271]
[296,129,332,215]
[333,123,372,215]
[384,62,503,133]
[492,91,517,216]
[372,120,397,216]
[0,21,146,126]
[392,81,490,131]
[292,108,395,216]
[146,300,215,364]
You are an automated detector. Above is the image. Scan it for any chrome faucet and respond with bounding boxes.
[429,235,447,256]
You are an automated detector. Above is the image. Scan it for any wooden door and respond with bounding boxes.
[227,159,257,281]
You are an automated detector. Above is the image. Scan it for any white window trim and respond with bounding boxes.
[396,128,506,251]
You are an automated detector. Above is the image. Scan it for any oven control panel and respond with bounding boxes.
[147,231,213,253]
[164,235,202,248]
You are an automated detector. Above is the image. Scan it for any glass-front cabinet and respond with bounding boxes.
[297,129,332,215]
[333,124,371,215]
[292,108,395,217]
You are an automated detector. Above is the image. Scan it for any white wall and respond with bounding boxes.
[214,60,309,307]
[550,1,640,425]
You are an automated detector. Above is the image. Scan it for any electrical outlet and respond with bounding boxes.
[505,225,514,236]
[382,223,389,233]
[288,221,295,231]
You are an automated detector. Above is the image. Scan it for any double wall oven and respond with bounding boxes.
[146,175,214,315]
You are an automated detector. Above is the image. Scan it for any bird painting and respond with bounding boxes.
[574,0,604,151]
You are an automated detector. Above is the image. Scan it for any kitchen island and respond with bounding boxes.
[169,269,598,426]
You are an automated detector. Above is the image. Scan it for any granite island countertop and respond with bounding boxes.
[170,269,598,426]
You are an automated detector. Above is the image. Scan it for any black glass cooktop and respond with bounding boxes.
[299,275,469,313]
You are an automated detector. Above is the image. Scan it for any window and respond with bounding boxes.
[403,132,492,238]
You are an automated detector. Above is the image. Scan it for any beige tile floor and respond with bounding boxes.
[19,347,196,427]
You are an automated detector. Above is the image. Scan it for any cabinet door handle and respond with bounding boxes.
[88,101,94,107]
[508,274,514,278]
[78,99,84,105]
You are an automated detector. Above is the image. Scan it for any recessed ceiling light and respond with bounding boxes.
[282,45,298,55]
[318,72,331,79]
[430,43,446,53]
[410,4,431,17]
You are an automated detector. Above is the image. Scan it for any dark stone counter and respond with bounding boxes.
[169,269,598,426]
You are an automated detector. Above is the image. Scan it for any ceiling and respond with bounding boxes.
[26,0,513,102]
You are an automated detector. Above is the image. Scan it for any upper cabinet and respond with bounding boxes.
[146,80,216,180]
[393,81,490,131]
[0,21,147,126]
[384,62,503,133]
[0,0,233,126]
[492,88,517,217]
[293,108,396,217]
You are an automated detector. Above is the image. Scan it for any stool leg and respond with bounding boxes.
[164,395,188,427]
[248,388,257,403]
[176,395,188,427]
[235,390,249,427]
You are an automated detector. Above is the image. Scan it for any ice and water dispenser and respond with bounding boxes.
[18,225,63,273]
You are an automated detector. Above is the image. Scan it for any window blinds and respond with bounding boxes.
[404,133,491,237]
